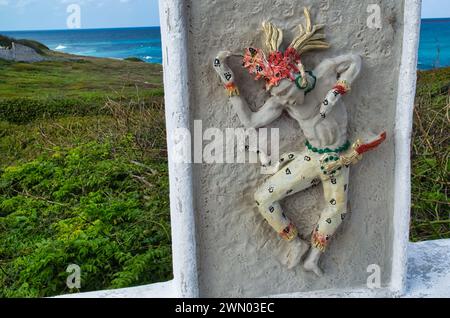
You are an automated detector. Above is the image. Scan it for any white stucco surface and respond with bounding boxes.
[187,0,409,297]
[56,240,450,298]
[57,281,175,298]
[390,0,421,296]
[405,240,450,298]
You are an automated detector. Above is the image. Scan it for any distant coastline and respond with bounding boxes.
[1,19,449,69]
[0,27,163,64]
[421,17,450,22]
[0,26,160,33]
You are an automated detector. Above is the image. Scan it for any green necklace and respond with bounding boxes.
[295,71,316,95]
[305,140,351,154]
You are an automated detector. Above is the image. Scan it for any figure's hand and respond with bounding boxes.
[319,89,341,118]
[213,51,234,84]
[213,51,239,97]
[319,80,351,118]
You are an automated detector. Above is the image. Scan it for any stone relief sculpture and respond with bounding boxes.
[213,8,386,276]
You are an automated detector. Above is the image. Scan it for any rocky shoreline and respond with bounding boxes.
[0,42,47,63]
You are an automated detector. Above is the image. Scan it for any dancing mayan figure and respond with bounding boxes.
[213,8,386,276]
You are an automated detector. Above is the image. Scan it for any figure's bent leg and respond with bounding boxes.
[303,166,350,276]
[253,196,307,270]
[254,154,320,268]
[254,153,319,239]
[259,150,305,175]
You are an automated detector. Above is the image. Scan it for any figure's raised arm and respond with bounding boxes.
[317,54,362,118]
[213,51,283,128]
[328,54,362,82]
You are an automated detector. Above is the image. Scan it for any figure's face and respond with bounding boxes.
[269,79,305,106]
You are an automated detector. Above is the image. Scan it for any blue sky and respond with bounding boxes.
[0,0,448,31]
[422,0,450,19]
[0,0,160,31]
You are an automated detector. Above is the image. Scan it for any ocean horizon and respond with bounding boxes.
[1,27,163,64]
[419,18,450,70]
[1,19,450,69]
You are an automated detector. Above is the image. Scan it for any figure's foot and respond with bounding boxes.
[303,247,324,277]
[278,237,309,270]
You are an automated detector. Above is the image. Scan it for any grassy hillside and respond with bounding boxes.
[0,57,163,98]
[410,67,450,241]
[0,57,163,124]
[0,50,171,297]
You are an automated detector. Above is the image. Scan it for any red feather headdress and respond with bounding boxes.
[242,8,330,90]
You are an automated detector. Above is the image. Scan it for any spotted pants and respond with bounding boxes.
[254,149,349,252]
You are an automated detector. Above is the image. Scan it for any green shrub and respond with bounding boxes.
[0,34,15,49]
[0,97,107,124]
[0,141,172,297]
[410,67,450,241]
[0,95,165,124]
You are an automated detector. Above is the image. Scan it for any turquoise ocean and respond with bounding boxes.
[419,18,450,69]
[2,19,450,69]
[2,27,163,64]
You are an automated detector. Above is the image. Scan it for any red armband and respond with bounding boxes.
[224,82,239,97]
[333,80,351,95]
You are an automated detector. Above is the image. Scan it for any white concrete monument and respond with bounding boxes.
[213,7,389,277]
[160,0,421,298]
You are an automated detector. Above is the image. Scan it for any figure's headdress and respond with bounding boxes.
[243,8,330,90]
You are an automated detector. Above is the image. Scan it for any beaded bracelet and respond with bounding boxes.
[224,82,240,97]
[333,80,351,95]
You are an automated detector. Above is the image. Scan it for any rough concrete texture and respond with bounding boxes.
[0,43,46,62]
[57,281,175,298]
[187,0,405,297]
[406,240,450,298]
[58,239,450,298]
[159,0,199,297]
